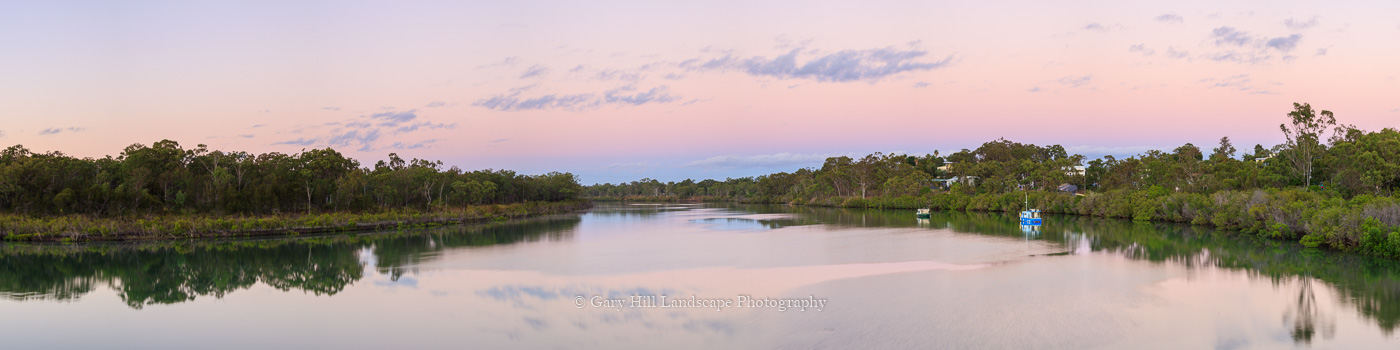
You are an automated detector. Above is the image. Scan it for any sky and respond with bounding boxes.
[2,0,1398,184]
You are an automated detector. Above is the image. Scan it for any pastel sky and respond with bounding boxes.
[2,0,1398,184]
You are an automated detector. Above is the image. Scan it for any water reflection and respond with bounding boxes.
[1286,277,1337,343]
[0,241,363,309]
[1019,224,1041,237]
[0,204,1398,347]
[734,204,1400,339]
[0,214,581,309]
[688,217,813,231]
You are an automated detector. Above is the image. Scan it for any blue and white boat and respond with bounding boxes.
[1019,209,1042,225]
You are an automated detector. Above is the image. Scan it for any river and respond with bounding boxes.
[2,203,1398,349]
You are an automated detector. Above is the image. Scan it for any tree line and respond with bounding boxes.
[0,140,582,216]
[583,102,1400,259]
[586,103,1399,202]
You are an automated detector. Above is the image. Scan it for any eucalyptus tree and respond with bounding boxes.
[1280,103,1336,189]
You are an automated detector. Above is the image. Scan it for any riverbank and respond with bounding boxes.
[592,189,1400,259]
[0,199,593,242]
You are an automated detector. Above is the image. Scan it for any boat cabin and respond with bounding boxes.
[1019,209,1042,225]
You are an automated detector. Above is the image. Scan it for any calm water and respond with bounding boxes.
[3,204,1400,349]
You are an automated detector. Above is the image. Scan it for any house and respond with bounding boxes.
[932,176,978,188]
[1064,166,1085,177]
[1058,183,1078,193]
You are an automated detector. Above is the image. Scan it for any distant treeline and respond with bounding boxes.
[0,140,582,216]
[584,103,1400,258]
[586,103,1398,200]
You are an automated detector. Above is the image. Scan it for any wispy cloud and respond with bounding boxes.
[1211,27,1255,47]
[603,85,680,105]
[1199,74,1279,94]
[1028,76,1093,92]
[474,92,598,111]
[38,127,84,135]
[1129,44,1155,56]
[1265,34,1302,51]
[685,45,954,83]
[1211,27,1302,52]
[1165,46,1191,60]
[370,110,418,127]
[1284,17,1319,30]
[1203,51,1272,64]
[1203,27,1304,64]
[474,84,681,111]
[392,121,455,134]
[272,108,455,152]
[322,107,341,111]
[239,134,254,138]
[272,137,318,146]
[1083,23,1125,32]
[387,139,438,150]
[519,65,550,79]
[425,101,446,107]
[476,56,521,69]
[326,129,382,152]
[1041,75,1092,89]
[1155,13,1184,24]
[591,68,643,82]
[1055,76,1093,88]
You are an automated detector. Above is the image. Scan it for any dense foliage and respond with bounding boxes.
[0,140,582,216]
[585,103,1400,258]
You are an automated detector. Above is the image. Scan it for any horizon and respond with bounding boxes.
[3,0,1398,185]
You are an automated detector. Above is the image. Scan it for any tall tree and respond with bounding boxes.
[1279,103,1336,188]
[1211,136,1237,162]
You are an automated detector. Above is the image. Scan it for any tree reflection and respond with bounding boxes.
[734,204,1400,338]
[371,215,580,280]
[1284,277,1336,343]
[0,214,581,309]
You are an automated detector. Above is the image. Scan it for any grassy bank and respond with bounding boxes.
[0,199,592,242]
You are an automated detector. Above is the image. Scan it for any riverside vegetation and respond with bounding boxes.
[585,103,1400,259]
[4,206,1398,337]
[0,141,586,241]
